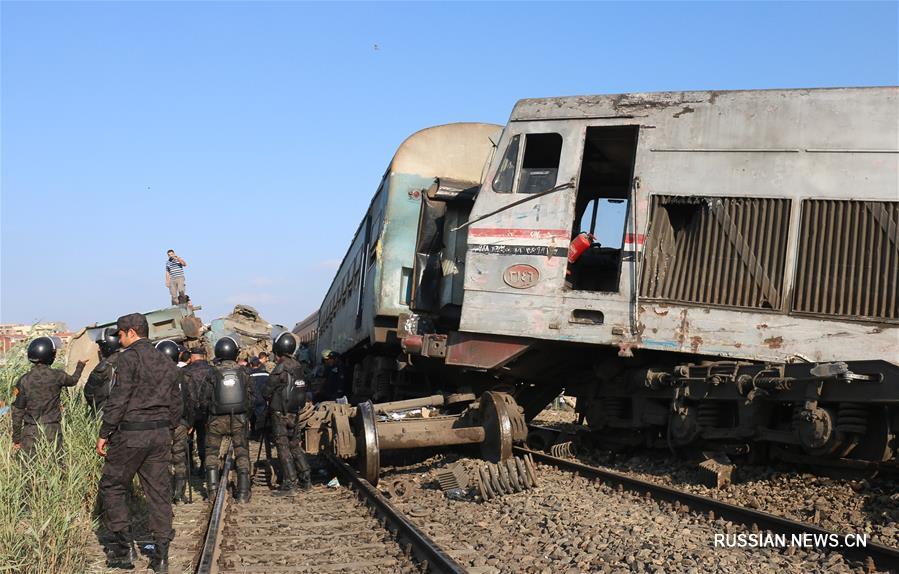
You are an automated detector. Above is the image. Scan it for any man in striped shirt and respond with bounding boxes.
[165,249,188,305]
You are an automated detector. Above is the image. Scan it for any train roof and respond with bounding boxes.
[389,122,502,182]
[510,86,899,122]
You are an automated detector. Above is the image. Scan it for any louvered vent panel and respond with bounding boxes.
[793,200,898,321]
[640,196,791,310]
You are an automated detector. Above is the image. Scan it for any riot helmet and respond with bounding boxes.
[271,325,297,357]
[155,339,181,363]
[27,336,62,365]
[97,327,121,357]
[214,334,240,361]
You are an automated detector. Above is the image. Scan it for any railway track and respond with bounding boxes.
[193,445,465,574]
[519,427,899,573]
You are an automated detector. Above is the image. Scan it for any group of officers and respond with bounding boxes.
[10,312,344,573]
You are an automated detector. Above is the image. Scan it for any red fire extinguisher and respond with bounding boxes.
[568,232,593,264]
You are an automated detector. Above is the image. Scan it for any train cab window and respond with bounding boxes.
[568,126,638,292]
[519,133,562,193]
[492,135,520,192]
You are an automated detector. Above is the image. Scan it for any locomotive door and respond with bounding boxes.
[460,121,645,345]
[566,125,639,294]
[550,123,641,343]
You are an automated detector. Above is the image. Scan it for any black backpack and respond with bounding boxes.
[211,366,247,415]
[280,371,307,413]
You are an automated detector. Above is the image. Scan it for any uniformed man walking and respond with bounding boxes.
[11,337,86,455]
[204,334,254,502]
[182,346,215,477]
[264,329,312,494]
[83,328,122,413]
[156,340,197,504]
[96,313,181,573]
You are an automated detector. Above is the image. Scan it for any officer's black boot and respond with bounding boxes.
[299,470,312,491]
[105,529,137,569]
[149,540,169,573]
[273,459,298,496]
[205,466,219,500]
[172,476,186,504]
[296,453,312,490]
[235,470,251,503]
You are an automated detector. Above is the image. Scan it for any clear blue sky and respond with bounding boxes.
[2,1,897,330]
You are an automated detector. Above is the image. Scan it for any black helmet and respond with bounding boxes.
[27,336,60,365]
[155,340,180,363]
[272,331,297,357]
[97,328,121,357]
[214,335,240,361]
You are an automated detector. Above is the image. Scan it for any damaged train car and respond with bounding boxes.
[313,122,501,400]
[317,87,899,468]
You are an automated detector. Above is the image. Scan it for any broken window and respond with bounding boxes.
[567,126,638,292]
[519,133,562,193]
[492,134,520,193]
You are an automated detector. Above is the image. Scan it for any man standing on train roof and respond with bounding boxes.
[164,249,187,306]
[182,346,216,477]
[96,313,181,573]
[12,337,86,455]
[83,328,122,414]
[264,328,312,494]
[156,340,198,505]
[203,334,255,503]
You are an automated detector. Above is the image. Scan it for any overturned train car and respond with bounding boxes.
[323,87,899,467]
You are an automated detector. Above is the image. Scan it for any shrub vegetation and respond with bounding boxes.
[0,337,102,573]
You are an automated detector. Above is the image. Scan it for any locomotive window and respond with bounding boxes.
[492,134,520,193]
[519,133,562,193]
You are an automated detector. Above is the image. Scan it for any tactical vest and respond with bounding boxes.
[211,367,247,415]
[280,371,307,413]
[178,373,192,421]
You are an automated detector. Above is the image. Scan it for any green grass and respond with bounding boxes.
[0,337,103,573]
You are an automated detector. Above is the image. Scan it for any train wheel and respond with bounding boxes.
[355,401,380,485]
[480,391,513,463]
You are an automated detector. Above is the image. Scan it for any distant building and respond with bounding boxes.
[0,323,71,355]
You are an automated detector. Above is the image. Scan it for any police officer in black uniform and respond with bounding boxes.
[156,340,197,504]
[203,335,254,502]
[12,337,86,455]
[96,313,181,573]
[182,346,215,476]
[84,328,122,413]
[264,329,312,494]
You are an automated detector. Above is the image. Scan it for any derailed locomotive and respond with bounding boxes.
[313,87,899,468]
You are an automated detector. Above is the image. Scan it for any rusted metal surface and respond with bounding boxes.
[309,392,524,485]
[794,199,898,321]
[377,418,486,450]
[356,401,380,484]
[640,196,791,310]
[444,331,531,369]
[195,449,233,574]
[475,454,539,502]
[373,394,445,414]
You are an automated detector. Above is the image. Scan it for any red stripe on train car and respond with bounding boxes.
[624,233,646,245]
[469,228,570,239]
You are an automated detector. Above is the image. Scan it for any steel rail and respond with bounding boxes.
[327,453,468,574]
[195,448,234,574]
[515,445,899,572]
